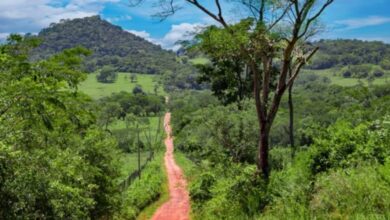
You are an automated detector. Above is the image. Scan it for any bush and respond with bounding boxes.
[380,58,390,70]
[342,70,352,78]
[346,65,372,78]
[260,151,313,219]
[308,120,390,174]
[132,85,144,95]
[97,66,117,83]
[373,69,385,77]
[190,164,267,220]
[310,164,390,219]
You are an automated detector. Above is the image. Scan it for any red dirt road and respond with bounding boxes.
[151,113,190,220]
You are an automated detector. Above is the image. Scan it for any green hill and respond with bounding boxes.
[32,15,181,74]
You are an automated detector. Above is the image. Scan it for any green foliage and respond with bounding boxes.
[97,91,165,119]
[33,16,184,75]
[171,80,390,219]
[174,101,258,164]
[116,153,165,219]
[341,64,372,79]
[261,151,314,219]
[0,35,121,219]
[380,58,390,70]
[309,120,390,173]
[310,165,390,219]
[33,16,204,90]
[188,163,268,220]
[79,72,166,99]
[308,39,390,69]
[132,84,144,95]
[169,90,219,133]
[97,65,118,83]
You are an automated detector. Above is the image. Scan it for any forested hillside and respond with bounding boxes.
[32,16,181,74]
[31,16,201,91]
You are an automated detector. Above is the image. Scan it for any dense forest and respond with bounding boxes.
[1,0,390,219]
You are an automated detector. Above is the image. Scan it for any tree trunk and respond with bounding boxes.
[288,82,295,156]
[257,121,270,180]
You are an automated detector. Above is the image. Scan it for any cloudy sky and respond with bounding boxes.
[1,0,390,49]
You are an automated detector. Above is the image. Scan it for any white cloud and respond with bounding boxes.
[0,0,119,34]
[126,29,159,45]
[127,23,204,51]
[336,16,390,30]
[0,33,10,42]
[126,30,151,39]
[160,23,203,50]
[106,15,132,22]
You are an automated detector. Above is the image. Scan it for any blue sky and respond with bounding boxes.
[1,0,390,49]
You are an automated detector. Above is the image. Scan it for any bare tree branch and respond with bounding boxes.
[187,0,229,28]
[299,0,334,38]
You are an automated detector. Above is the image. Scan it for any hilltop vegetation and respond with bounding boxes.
[32,16,179,74]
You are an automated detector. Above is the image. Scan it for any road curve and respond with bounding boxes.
[151,113,190,220]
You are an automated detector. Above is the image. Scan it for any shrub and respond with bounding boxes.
[97,66,117,83]
[380,58,390,70]
[310,164,390,219]
[308,120,390,174]
[132,85,144,95]
[260,151,313,220]
[190,164,267,220]
[342,70,352,78]
[373,69,385,77]
[341,65,373,78]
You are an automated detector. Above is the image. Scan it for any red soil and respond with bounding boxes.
[151,113,190,220]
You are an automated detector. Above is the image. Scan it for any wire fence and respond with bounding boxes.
[118,150,155,191]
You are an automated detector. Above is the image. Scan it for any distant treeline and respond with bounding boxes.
[308,39,390,70]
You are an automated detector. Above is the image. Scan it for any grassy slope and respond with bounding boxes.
[79,72,166,99]
[303,67,390,86]
[189,57,210,65]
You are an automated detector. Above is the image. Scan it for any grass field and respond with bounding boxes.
[189,57,210,65]
[303,67,390,87]
[118,152,151,181]
[109,116,163,146]
[79,72,166,99]
[113,116,165,182]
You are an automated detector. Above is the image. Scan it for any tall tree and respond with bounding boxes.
[131,0,333,179]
